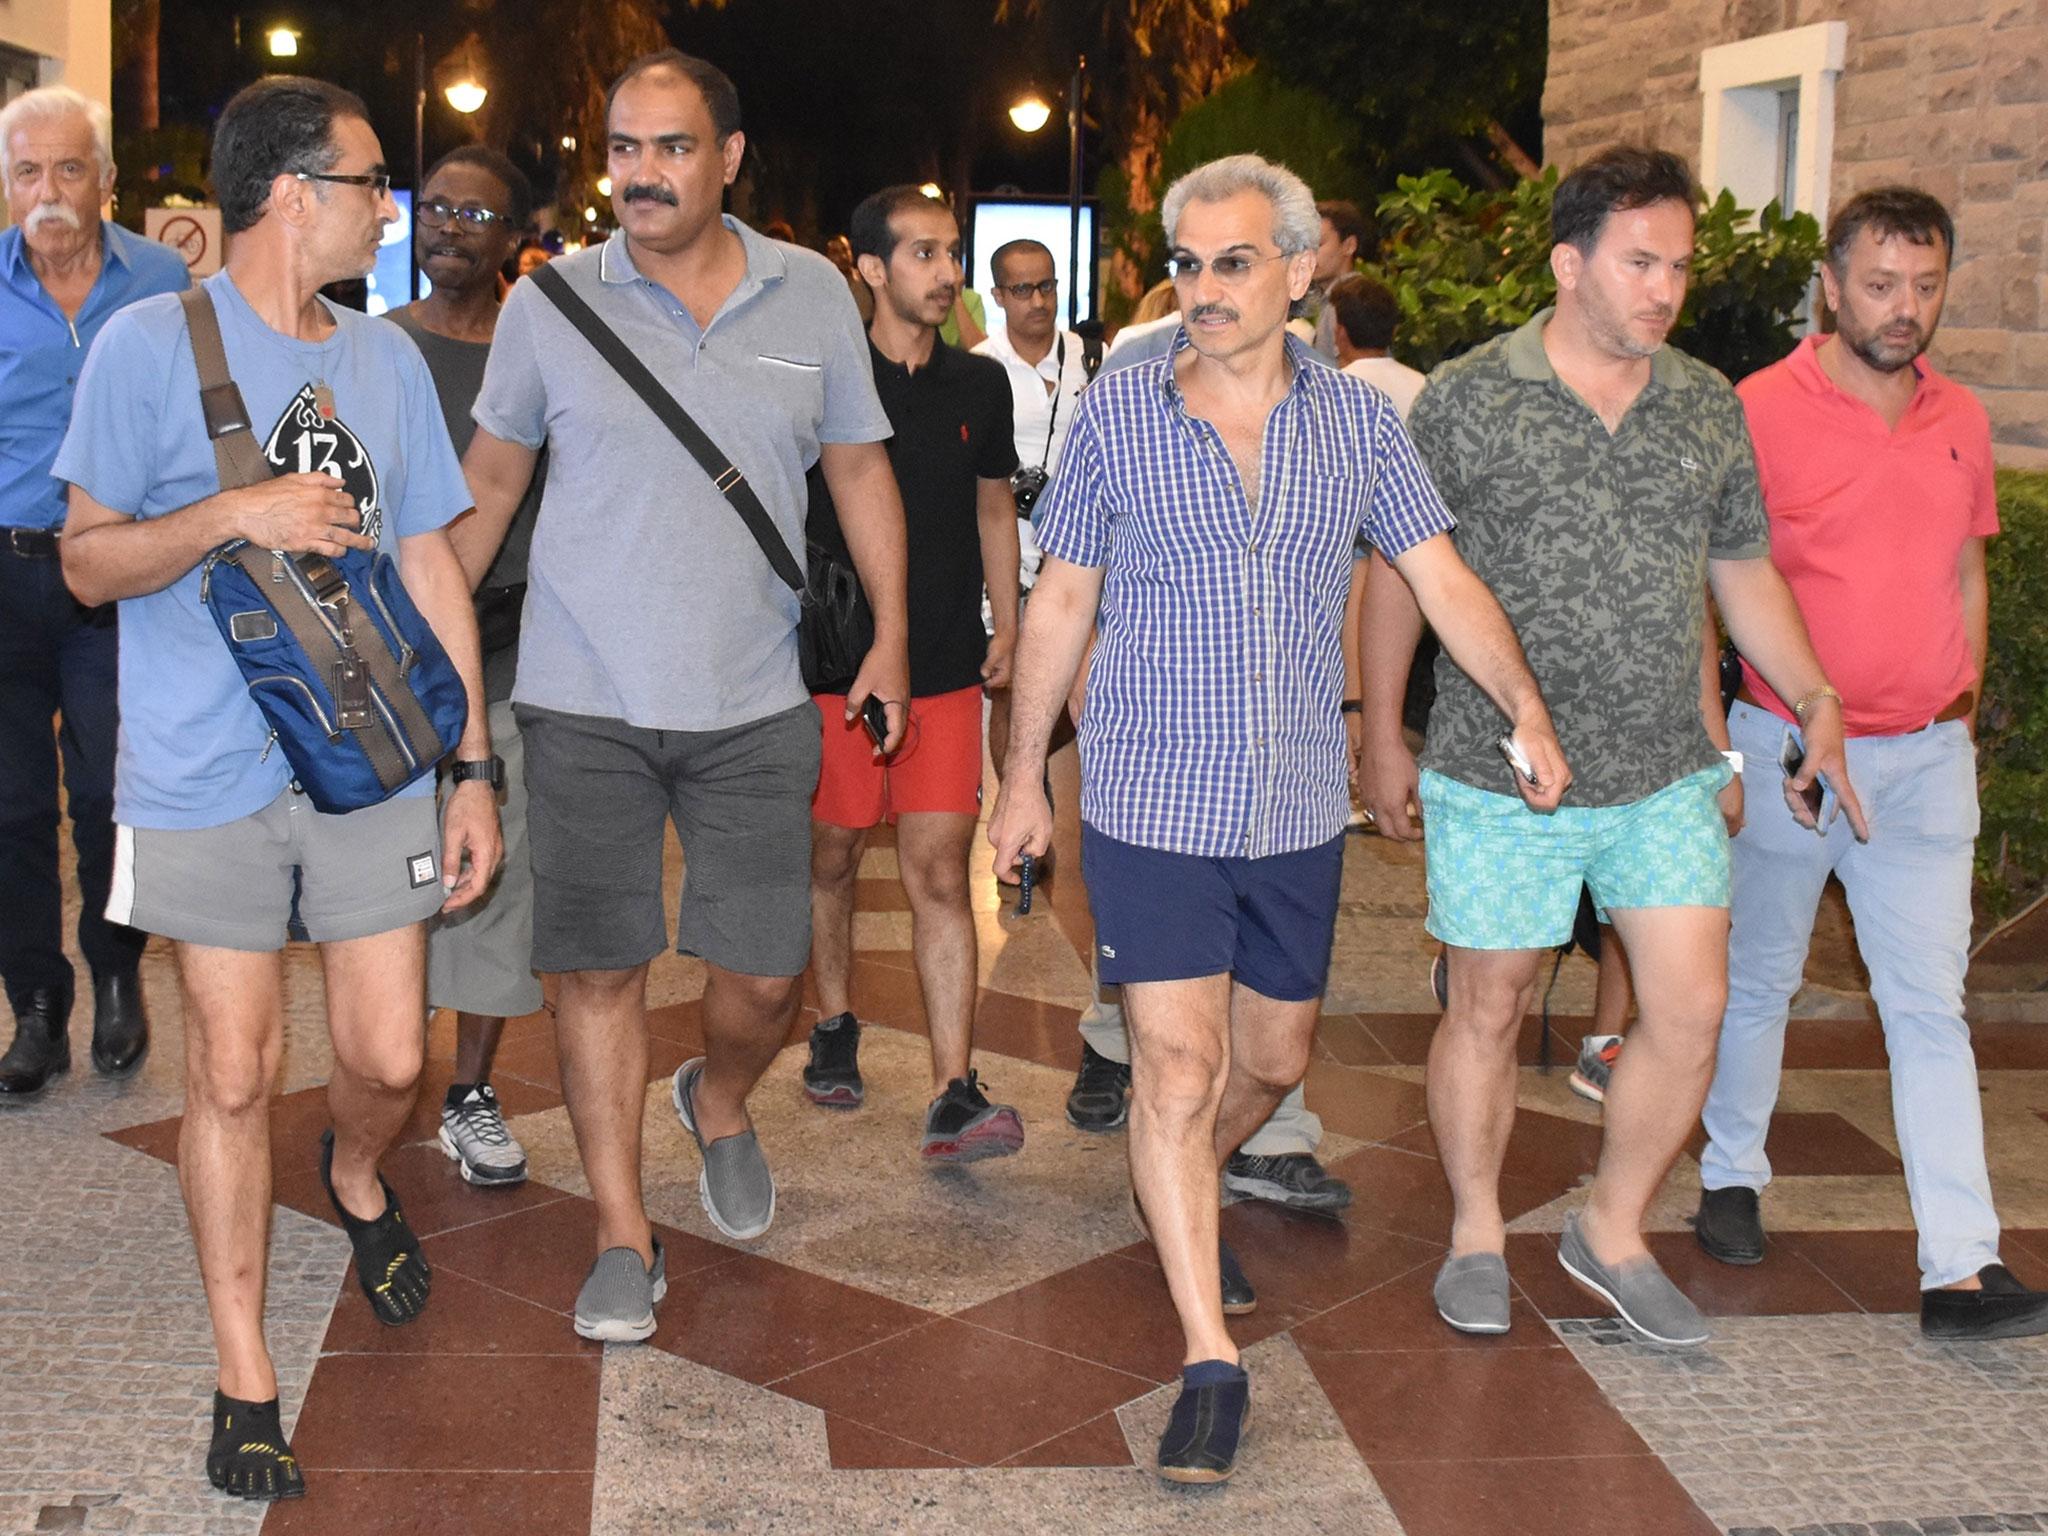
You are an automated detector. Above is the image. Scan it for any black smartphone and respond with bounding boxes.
[861,695,891,750]
[1778,731,1833,829]
[1017,852,1035,915]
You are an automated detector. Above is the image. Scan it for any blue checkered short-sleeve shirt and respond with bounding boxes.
[1036,330,1455,859]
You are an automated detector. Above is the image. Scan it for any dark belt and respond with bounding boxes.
[4,527,59,559]
[1734,683,1973,731]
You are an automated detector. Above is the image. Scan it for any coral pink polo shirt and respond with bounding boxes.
[1737,334,1999,737]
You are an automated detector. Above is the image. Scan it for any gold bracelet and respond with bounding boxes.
[1792,684,1842,722]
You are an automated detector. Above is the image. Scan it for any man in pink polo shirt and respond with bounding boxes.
[1694,187,2048,1340]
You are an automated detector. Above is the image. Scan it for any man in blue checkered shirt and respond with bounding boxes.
[988,154,1568,1487]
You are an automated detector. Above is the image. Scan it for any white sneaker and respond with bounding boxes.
[438,1082,529,1185]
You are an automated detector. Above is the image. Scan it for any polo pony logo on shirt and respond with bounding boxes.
[263,384,383,544]
[960,423,970,444]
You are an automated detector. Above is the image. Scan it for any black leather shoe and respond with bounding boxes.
[1922,1263,2048,1341]
[1693,1185,1765,1265]
[90,970,150,1077]
[0,986,74,1104]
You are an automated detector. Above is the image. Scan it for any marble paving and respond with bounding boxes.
[5,745,2048,1535]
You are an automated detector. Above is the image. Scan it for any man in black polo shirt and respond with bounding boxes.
[804,186,1024,1161]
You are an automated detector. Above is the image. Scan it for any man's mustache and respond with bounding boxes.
[622,183,679,206]
[1189,302,1237,324]
[24,202,82,234]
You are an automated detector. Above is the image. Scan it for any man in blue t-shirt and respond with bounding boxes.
[0,86,189,1104]
[54,77,499,1504]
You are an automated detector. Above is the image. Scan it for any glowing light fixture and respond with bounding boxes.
[596,175,613,196]
[918,182,943,201]
[267,26,300,58]
[444,79,487,114]
[584,206,598,223]
[1008,93,1052,134]
[560,134,577,151]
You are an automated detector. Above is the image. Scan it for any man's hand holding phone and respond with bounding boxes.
[1498,708,1571,813]
[1778,690,1869,841]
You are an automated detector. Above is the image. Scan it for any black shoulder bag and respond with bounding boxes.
[526,262,871,693]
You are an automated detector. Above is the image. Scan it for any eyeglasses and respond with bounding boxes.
[995,278,1060,299]
[1164,252,1288,284]
[295,171,393,197]
[417,198,510,232]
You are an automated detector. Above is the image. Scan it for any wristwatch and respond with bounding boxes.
[448,755,504,790]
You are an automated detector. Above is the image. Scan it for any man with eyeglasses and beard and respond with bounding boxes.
[0,86,188,1105]
[1693,187,2048,1340]
[386,148,547,1191]
[460,50,910,1346]
[990,152,1565,1485]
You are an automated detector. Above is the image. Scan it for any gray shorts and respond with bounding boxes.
[427,700,543,1018]
[517,700,821,978]
[107,786,444,952]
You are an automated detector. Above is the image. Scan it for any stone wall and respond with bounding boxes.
[1545,0,2048,464]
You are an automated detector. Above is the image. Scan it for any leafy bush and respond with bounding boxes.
[1362,169,1824,383]
[1978,469,2048,925]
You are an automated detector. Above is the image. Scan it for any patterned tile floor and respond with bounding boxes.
[4,745,2048,1535]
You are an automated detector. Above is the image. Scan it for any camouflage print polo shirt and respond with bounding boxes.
[1407,309,1771,808]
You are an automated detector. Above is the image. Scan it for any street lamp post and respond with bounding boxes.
[1011,59,1089,330]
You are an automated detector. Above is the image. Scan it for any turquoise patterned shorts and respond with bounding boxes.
[1418,763,1733,952]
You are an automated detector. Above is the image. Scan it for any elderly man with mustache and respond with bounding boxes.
[0,87,189,1105]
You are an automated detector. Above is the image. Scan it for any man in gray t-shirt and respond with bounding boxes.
[460,49,910,1344]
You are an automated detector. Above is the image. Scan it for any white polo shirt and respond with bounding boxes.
[973,324,1093,483]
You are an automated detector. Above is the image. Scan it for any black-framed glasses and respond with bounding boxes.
[295,170,393,196]
[995,278,1060,299]
[417,198,510,232]
[1164,252,1287,284]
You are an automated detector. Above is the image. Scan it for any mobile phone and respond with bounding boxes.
[1778,732,1835,832]
[861,695,891,750]
[1017,852,1035,915]
[1496,734,1538,786]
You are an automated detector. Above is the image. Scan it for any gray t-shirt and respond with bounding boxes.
[388,305,540,704]
[473,219,891,731]
[1408,311,1770,807]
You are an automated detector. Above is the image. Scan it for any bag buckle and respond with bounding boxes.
[331,654,373,730]
[298,555,350,606]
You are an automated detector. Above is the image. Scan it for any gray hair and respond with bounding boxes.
[0,86,114,195]
[1161,154,1320,256]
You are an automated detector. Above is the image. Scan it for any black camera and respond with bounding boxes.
[1010,464,1050,516]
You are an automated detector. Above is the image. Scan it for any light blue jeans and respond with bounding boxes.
[1078,978,1323,1157]
[1700,701,1998,1289]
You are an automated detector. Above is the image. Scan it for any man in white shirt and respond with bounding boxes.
[1330,273,1426,420]
[973,238,1097,789]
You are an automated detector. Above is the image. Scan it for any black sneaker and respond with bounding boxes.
[1157,1362,1251,1485]
[1223,1151,1353,1214]
[921,1070,1024,1162]
[803,1012,863,1108]
[1065,1041,1131,1132]
[1921,1264,2048,1340]
[1693,1185,1765,1265]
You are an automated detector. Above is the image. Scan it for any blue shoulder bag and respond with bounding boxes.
[181,287,466,814]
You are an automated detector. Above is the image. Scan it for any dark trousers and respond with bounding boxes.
[0,546,144,1010]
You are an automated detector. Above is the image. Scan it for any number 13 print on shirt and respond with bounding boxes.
[262,384,383,544]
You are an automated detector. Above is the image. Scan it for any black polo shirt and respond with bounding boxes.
[856,337,1018,696]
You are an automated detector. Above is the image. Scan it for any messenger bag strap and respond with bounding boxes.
[179,288,274,492]
[527,261,806,595]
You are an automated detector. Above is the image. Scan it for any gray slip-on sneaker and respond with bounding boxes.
[573,1240,666,1343]
[1434,1251,1512,1334]
[1558,1211,1710,1347]
[671,1058,776,1241]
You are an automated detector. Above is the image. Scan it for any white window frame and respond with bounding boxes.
[1698,22,1847,226]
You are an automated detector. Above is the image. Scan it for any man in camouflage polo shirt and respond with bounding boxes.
[1358,146,1864,1347]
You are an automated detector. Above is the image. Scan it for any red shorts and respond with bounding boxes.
[811,685,985,828]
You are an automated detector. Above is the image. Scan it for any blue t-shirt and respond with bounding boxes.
[52,269,472,830]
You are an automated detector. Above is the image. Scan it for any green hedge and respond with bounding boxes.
[1979,469,2048,924]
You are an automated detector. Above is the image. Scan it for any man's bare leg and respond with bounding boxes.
[322,924,429,1223]
[555,962,654,1265]
[1427,946,1546,1257]
[1212,983,1320,1167]
[691,962,801,1141]
[1124,973,1235,1366]
[1579,905,1728,1265]
[174,943,287,1402]
[896,810,978,1089]
[808,821,867,1021]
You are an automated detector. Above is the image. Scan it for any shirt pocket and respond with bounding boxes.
[752,352,826,429]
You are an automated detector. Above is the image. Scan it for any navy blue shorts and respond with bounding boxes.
[1080,824,1345,1002]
